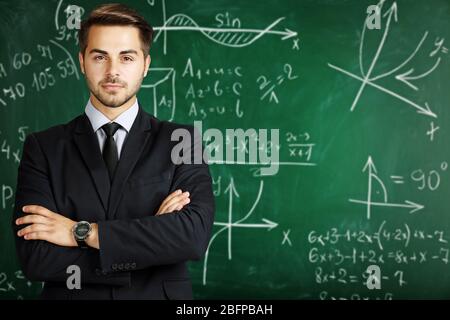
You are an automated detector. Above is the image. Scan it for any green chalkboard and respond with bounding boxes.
[1,0,450,299]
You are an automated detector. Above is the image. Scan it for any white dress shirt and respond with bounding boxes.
[84,99,139,159]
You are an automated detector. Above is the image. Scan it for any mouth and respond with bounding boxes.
[101,83,124,90]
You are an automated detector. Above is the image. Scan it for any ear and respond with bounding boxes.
[143,54,151,77]
[78,52,85,75]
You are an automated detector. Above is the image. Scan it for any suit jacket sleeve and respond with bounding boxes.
[12,133,130,286]
[97,126,215,273]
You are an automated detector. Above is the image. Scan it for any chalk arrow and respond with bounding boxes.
[396,57,441,91]
[281,28,297,40]
[349,199,425,214]
[363,156,377,174]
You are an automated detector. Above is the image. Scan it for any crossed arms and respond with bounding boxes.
[12,133,215,285]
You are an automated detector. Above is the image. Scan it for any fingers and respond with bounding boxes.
[156,194,190,215]
[162,191,190,211]
[15,205,74,245]
[158,189,183,208]
[163,195,190,214]
[21,231,50,241]
[156,190,191,215]
[17,223,52,238]
[157,190,185,212]
[16,206,55,240]
[16,214,52,226]
[22,205,54,218]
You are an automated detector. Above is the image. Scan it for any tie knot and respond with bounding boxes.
[102,122,121,136]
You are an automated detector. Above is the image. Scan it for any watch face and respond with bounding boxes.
[74,221,91,239]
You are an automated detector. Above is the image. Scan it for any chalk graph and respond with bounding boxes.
[328,0,444,119]
[148,0,298,55]
[202,177,278,285]
[349,156,425,220]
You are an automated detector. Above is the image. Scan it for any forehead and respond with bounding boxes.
[86,25,142,53]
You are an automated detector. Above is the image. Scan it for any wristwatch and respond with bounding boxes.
[72,221,92,249]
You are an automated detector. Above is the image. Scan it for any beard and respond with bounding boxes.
[86,74,144,109]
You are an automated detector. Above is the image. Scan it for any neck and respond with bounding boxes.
[90,95,137,121]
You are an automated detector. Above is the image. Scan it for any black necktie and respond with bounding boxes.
[101,122,121,181]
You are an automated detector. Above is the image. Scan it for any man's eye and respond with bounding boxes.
[94,56,105,61]
[122,56,134,62]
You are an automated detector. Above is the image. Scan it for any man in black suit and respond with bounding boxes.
[11,3,215,299]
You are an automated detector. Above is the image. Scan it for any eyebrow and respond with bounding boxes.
[120,50,138,55]
[89,49,139,55]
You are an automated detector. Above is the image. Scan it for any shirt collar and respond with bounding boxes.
[84,98,139,133]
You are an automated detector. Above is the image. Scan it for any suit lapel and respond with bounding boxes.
[108,107,154,219]
[73,114,111,213]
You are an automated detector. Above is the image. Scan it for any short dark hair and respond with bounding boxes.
[78,3,153,57]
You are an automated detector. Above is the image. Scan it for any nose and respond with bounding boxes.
[106,58,120,78]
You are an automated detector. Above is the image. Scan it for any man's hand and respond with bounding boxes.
[16,190,190,249]
[16,205,77,247]
[155,189,190,216]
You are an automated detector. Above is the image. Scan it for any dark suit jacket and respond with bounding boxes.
[11,106,215,300]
